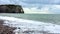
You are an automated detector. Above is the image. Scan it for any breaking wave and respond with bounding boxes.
[0,16,60,34]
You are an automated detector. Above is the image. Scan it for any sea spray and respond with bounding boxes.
[0,16,60,34]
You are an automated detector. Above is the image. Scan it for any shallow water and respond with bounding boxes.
[0,14,60,24]
[0,16,60,34]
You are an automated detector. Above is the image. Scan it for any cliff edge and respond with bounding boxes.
[0,4,24,13]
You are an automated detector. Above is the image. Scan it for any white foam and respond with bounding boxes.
[0,16,60,33]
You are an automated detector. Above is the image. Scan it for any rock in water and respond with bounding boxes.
[0,4,24,13]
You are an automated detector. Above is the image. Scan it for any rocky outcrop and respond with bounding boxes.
[0,20,16,34]
[0,4,24,13]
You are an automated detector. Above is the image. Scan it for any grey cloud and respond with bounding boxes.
[21,0,60,4]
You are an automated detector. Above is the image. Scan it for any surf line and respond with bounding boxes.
[0,16,60,33]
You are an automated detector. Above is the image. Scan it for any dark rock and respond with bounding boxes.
[0,20,17,34]
[0,4,24,13]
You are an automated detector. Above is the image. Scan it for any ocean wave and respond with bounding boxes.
[0,16,60,34]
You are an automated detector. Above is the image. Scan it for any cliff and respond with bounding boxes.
[0,4,24,13]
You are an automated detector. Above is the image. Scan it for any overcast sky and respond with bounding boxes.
[0,0,60,14]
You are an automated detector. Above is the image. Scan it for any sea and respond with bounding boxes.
[0,13,60,24]
[0,13,60,34]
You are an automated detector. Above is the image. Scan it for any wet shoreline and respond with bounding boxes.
[0,16,60,34]
[0,20,16,34]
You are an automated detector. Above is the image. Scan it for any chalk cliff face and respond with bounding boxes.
[0,4,24,13]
